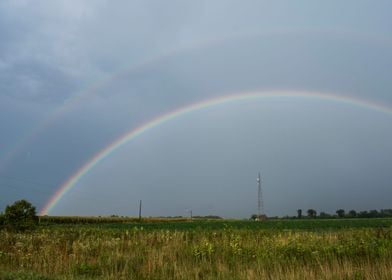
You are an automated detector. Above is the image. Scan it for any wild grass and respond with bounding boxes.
[1,219,391,279]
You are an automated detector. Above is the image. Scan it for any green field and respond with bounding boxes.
[1,218,392,279]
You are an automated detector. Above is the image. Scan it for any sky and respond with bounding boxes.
[0,0,392,218]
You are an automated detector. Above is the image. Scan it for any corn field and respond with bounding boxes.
[1,219,392,279]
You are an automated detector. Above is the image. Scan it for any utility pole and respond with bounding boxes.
[138,200,142,221]
[186,208,193,220]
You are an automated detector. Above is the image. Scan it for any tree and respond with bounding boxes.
[250,214,258,220]
[297,209,302,219]
[358,211,368,218]
[369,210,379,218]
[4,199,38,230]
[319,212,331,218]
[380,209,392,217]
[307,209,317,218]
[250,214,267,221]
[336,209,345,218]
[348,209,357,218]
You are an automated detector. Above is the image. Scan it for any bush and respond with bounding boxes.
[4,199,38,231]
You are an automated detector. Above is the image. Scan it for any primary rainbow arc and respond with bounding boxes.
[39,90,392,215]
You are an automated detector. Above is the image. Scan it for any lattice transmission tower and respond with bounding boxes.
[257,172,263,218]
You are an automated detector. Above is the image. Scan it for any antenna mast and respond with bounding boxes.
[257,172,263,218]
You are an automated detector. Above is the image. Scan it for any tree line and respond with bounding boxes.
[294,208,392,219]
[2,199,392,228]
[250,208,392,220]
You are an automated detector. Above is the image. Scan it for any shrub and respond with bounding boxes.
[4,199,38,231]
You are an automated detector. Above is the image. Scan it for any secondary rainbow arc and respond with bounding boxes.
[3,27,392,174]
[39,90,392,215]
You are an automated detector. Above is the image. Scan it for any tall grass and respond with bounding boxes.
[0,221,391,279]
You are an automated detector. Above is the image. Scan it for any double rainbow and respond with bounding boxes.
[39,90,392,215]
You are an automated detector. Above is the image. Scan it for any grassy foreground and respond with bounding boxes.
[1,219,392,279]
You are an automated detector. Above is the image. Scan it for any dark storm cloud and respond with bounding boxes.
[1,1,392,217]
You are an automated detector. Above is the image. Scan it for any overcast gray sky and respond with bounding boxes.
[1,1,392,218]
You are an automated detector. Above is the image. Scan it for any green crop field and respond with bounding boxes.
[1,218,392,279]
